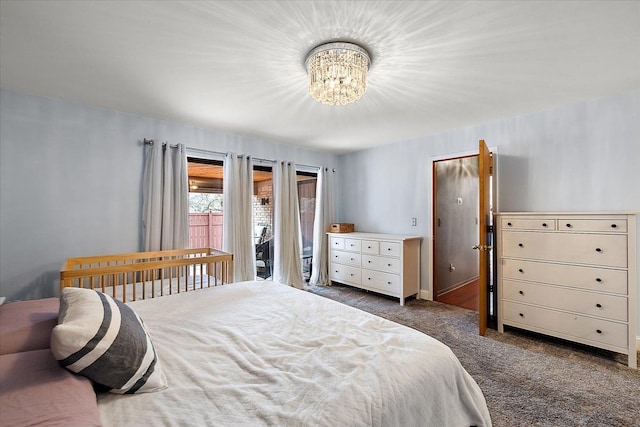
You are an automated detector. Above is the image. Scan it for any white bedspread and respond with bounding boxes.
[98,281,491,426]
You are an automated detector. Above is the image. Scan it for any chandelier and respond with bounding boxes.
[305,42,371,106]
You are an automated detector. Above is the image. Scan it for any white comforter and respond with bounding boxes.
[98,281,491,426]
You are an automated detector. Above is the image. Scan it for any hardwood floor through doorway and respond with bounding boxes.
[437,279,479,311]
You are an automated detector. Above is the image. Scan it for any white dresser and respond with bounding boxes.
[327,232,421,305]
[496,212,637,368]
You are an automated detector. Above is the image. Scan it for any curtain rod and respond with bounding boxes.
[143,138,334,172]
[143,138,179,148]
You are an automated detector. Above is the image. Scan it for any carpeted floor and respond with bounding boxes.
[306,283,640,427]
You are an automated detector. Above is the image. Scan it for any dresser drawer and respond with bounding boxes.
[361,240,379,255]
[502,231,628,268]
[502,280,628,322]
[330,250,361,267]
[362,255,401,274]
[329,264,361,285]
[503,301,628,350]
[362,269,400,296]
[501,259,628,295]
[379,241,401,257]
[330,236,345,250]
[344,238,361,252]
[558,218,627,233]
[501,217,556,231]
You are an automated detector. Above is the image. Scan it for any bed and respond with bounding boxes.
[1,248,492,426]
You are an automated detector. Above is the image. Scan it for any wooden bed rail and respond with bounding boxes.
[60,248,234,303]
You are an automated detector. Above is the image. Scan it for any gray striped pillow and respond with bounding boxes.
[51,288,167,394]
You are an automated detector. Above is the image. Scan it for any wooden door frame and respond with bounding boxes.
[426,146,499,301]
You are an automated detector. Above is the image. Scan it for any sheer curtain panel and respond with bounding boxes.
[142,142,189,251]
[310,167,333,285]
[273,161,304,289]
[222,153,256,282]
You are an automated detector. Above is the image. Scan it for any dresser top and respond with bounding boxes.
[495,211,639,216]
[327,232,421,241]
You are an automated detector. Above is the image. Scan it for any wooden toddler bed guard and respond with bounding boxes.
[60,248,234,302]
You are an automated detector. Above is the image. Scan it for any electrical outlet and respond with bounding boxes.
[411,217,417,226]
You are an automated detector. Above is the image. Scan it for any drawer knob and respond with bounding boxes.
[350,258,354,261]
[518,268,524,273]
[595,247,602,253]
[519,313,524,317]
[596,329,602,334]
[519,290,524,295]
[595,278,602,283]
[367,277,371,281]
[368,260,371,263]
[611,223,617,228]
[542,223,548,227]
[387,263,392,267]
[566,223,573,228]
[518,243,524,248]
[596,303,602,308]
[387,281,392,285]
[507,222,513,227]
[367,246,371,249]
[387,248,391,251]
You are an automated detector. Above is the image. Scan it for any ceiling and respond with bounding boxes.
[1,1,638,154]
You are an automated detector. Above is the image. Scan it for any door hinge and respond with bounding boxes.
[472,245,493,251]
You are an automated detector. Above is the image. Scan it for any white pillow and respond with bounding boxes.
[51,288,167,394]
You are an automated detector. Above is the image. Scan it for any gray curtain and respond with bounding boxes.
[310,167,333,285]
[273,161,304,289]
[142,142,189,251]
[222,153,256,282]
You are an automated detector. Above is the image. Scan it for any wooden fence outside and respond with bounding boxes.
[189,213,223,250]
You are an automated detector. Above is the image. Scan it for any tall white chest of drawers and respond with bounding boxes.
[327,232,421,305]
[496,212,637,368]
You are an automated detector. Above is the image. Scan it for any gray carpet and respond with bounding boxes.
[306,283,640,427]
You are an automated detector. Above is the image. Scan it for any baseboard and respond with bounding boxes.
[420,289,432,301]
[437,276,480,296]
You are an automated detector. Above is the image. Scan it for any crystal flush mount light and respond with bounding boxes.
[304,41,371,106]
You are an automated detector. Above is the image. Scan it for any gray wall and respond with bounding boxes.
[0,89,337,301]
[336,89,640,335]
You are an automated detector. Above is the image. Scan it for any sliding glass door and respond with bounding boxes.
[187,156,317,281]
[297,171,317,281]
[187,158,224,250]
[253,165,273,279]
